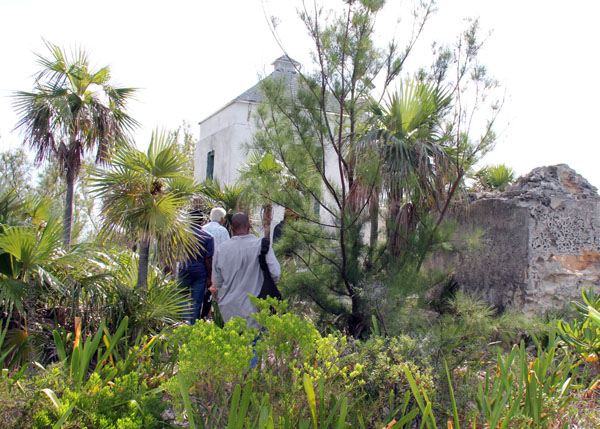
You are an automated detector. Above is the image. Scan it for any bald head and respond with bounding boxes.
[231,212,250,236]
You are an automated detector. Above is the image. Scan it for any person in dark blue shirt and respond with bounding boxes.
[179,215,215,324]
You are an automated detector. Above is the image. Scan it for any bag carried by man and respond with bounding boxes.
[257,237,282,300]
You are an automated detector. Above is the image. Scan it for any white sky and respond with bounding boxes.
[1,0,599,188]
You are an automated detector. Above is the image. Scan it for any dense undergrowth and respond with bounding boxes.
[1,191,599,427]
[1,141,599,428]
[2,289,600,428]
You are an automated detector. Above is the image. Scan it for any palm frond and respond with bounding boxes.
[0,277,27,313]
[198,179,247,213]
[89,129,199,279]
[0,216,62,274]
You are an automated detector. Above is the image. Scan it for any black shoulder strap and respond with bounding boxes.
[260,237,270,256]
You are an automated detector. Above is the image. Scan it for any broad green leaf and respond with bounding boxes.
[178,372,196,429]
[53,403,75,429]
[303,373,318,429]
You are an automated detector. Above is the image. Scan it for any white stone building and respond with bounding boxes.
[194,56,304,233]
[194,56,299,186]
[194,56,346,232]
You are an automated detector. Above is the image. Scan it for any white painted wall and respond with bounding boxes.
[194,67,352,236]
[195,101,257,184]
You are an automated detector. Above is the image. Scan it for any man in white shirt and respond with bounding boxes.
[211,212,281,328]
[203,207,230,248]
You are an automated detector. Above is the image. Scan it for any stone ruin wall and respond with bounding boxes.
[453,164,600,313]
[452,199,529,310]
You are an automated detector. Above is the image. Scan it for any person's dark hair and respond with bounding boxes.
[230,212,250,234]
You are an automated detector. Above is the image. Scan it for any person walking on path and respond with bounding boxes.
[211,212,280,328]
[203,207,230,248]
[179,212,214,325]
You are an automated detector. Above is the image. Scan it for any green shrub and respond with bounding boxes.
[19,364,165,429]
[348,335,434,425]
[253,301,362,424]
[0,369,30,427]
[558,286,600,369]
[167,298,364,427]
[165,316,256,426]
[167,316,256,388]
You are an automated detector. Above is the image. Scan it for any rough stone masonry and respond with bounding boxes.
[454,164,600,312]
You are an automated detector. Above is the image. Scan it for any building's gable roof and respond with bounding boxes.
[234,55,301,104]
[200,55,338,124]
[200,55,299,123]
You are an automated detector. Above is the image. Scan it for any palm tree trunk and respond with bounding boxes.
[388,194,402,257]
[63,168,75,249]
[137,238,151,291]
[262,203,273,239]
[369,190,379,250]
[366,190,379,271]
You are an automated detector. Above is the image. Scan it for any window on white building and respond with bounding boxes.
[206,150,214,180]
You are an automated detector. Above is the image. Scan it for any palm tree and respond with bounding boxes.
[361,79,452,256]
[473,164,515,192]
[0,193,86,359]
[88,130,199,291]
[13,41,138,249]
[198,178,249,233]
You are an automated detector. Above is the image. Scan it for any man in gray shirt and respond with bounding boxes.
[211,212,281,328]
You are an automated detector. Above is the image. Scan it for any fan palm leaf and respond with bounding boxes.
[0,216,62,276]
[96,249,186,333]
[88,129,200,290]
[0,215,73,313]
[358,79,452,256]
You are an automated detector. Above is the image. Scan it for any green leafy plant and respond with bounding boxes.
[30,368,165,428]
[558,286,600,365]
[475,331,577,428]
[472,164,515,192]
[88,129,199,291]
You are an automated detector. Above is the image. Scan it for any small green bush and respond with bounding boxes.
[165,316,256,425]
[347,335,434,425]
[19,365,165,429]
[0,370,30,427]
[167,298,364,426]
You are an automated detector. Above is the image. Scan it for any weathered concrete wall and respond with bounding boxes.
[455,164,600,312]
[454,199,529,310]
